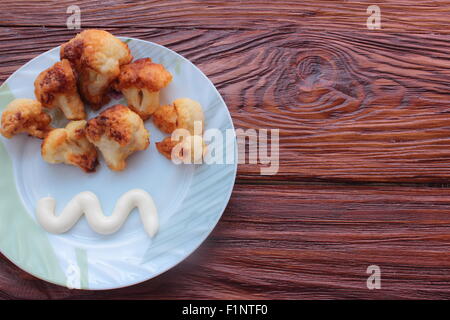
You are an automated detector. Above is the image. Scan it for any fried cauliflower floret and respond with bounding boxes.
[34,59,85,120]
[153,98,206,162]
[156,135,206,163]
[85,105,149,171]
[151,104,178,133]
[152,98,204,135]
[60,29,133,109]
[41,120,98,172]
[115,58,172,120]
[0,98,52,139]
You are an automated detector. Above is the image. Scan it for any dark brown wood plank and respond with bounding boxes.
[1,0,450,303]
[2,183,450,299]
[1,27,450,183]
[1,0,450,34]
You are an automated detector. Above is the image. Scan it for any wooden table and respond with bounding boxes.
[1,0,450,299]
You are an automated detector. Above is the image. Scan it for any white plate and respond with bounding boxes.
[0,37,237,290]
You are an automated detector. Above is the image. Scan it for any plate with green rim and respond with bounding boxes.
[0,36,237,290]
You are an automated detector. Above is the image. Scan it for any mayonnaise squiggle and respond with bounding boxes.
[36,189,159,237]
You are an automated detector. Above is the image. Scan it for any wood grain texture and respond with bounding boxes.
[1,1,450,300]
[1,27,449,183]
[1,0,450,34]
[2,183,450,299]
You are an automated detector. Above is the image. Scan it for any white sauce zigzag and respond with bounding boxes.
[36,189,159,237]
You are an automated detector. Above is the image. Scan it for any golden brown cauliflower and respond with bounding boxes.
[34,59,85,120]
[152,98,204,135]
[156,135,206,163]
[115,58,172,120]
[151,104,178,134]
[85,105,149,171]
[60,29,133,109]
[41,120,98,172]
[0,98,52,139]
[153,98,206,162]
